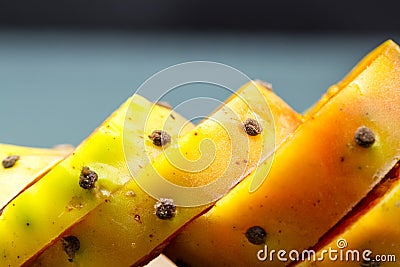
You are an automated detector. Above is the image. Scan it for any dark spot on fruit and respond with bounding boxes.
[134,214,142,224]
[61,236,80,262]
[340,156,345,162]
[2,155,20,168]
[79,166,98,190]
[354,126,375,148]
[154,198,176,220]
[26,222,30,226]
[243,118,262,136]
[245,226,267,245]
[148,130,171,147]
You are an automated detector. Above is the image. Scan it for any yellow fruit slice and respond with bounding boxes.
[30,81,302,266]
[0,96,193,267]
[295,166,400,267]
[0,143,73,210]
[165,40,400,266]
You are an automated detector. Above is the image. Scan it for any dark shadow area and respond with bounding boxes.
[0,0,399,33]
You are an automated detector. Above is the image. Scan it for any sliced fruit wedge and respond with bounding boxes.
[294,164,400,267]
[29,81,302,266]
[0,96,194,267]
[0,143,73,210]
[165,40,400,266]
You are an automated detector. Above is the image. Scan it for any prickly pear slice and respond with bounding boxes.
[165,40,400,267]
[0,96,193,266]
[0,143,73,210]
[29,81,301,266]
[294,169,400,266]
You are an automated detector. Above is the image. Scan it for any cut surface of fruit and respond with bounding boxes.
[0,144,73,210]
[0,95,193,266]
[127,81,302,207]
[294,165,400,267]
[165,40,400,267]
[30,81,302,266]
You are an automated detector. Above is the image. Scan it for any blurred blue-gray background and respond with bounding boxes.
[0,1,399,147]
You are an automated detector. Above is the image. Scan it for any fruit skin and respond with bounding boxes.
[0,144,72,210]
[303,38,397,118]
[0,95,193,267]
[165,40,400,266]
[30,81,302,267]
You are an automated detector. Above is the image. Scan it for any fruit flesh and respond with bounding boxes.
[126,81,301,205]
[0,144,73,210]
[295,167,400,267]
[30,81,302,266]
[165,40,400,266]
[0,95,193,266]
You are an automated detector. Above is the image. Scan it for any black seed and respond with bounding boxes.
[354,126,375,148]
[148,130,171,147]
[2,155,20,168]
[245,226,267,245]
[61,236,80,262]
[154,198,176,220]
[79,166,98,190]
[243,118,263,136]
